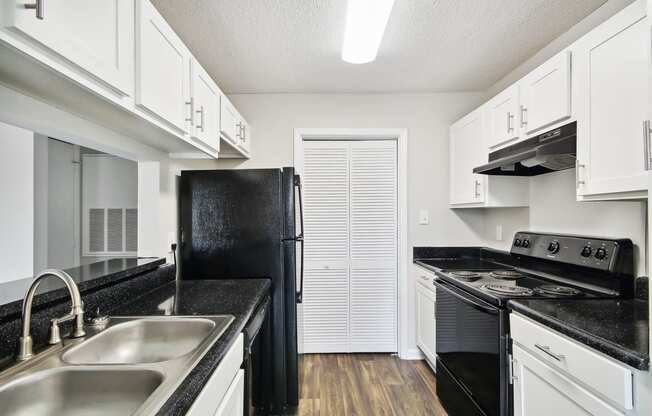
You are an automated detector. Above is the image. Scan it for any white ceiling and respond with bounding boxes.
[151,0,608,94]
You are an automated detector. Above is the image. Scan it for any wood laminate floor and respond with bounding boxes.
[295,354,447,416]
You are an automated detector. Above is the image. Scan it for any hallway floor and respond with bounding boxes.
[296,354,447,416]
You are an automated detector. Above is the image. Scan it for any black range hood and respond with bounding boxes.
[474,121,577,176]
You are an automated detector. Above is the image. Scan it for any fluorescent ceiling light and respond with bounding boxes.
[341,0,395,64]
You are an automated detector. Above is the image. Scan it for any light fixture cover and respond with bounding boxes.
[341,0,395,64]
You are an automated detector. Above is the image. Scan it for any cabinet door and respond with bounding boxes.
[450,107,485,205]
[238,119,251,154]
[520,51,572,135]
[416,283,436,364]
[135,0,190,133]
[220,96,239,145]
[487,84,520,149]
[574,2,649,197]
[3,0,134,96]
[191,61,220,152]
[513,345,624,416]
[216,370,245,416]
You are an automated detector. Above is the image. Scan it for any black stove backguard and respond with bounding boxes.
[510,232,635,298]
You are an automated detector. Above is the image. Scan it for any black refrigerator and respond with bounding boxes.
[178,167,304,414]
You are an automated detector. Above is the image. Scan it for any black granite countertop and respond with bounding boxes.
[109,278,271,416]
[509,299,649,370]
[0,257,165,321]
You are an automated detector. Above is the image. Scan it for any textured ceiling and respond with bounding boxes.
[151,0,608,93]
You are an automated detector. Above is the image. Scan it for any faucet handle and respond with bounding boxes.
[48,319,62,345]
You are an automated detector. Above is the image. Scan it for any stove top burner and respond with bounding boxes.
[450,271,482,281]
[489,270,524,280]
[482,284,534,296]
[535,284,583,297]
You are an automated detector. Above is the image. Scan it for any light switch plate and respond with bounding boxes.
[418,209,430,225]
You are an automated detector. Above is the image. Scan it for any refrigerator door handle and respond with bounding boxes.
[294,175,305,303]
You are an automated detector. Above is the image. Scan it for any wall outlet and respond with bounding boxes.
[495,225,503,241]
[167,231,176,252]
[418,209,430,225]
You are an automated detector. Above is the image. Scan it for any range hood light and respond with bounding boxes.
[341,0,395,64]
[521,156,547,168]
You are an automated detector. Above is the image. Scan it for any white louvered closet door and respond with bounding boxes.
[349,141,397,352]
[302,141,351,353]
[301,140,398,354]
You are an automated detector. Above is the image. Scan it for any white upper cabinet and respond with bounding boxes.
[190,60,220,152]
[219,95,251,158]
[449,106,529,208]
[487,84,521,150]
[520,51,572,136]
[135,0,191,133]
[238,119,251,155]
[220,96,239,145]
[1,0,134,96]
[450,107,486,205]
[574,0,649,199]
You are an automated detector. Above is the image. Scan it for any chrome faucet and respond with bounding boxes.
[17,269,86,361]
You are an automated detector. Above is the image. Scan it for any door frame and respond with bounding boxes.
[293,128,410,359]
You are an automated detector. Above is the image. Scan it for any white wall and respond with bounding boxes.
[0,122,34,283]
[158,92,487,356]
[160,93,488,252]
[482,172,647,275]
[486,0,635,97]
[479,0,646,275]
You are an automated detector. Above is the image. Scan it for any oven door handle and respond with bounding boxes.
[434,280,499,315]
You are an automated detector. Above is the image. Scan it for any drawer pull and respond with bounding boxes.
[535,344,565,362]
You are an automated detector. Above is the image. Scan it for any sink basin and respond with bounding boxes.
[0,368,163,416]
[63,318,216,364]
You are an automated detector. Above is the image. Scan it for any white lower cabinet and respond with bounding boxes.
[510,314,641,416]
[187,334,244,416]
[513,344,624,416]
[216,370,245,416]
[574,0,649,199]
[414,265,436,367]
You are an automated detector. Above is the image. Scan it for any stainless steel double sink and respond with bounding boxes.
[0,315,234,416]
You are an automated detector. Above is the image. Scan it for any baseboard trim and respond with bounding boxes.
[400,348,425,360]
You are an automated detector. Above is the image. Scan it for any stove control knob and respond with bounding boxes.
[547,241,560,254]
[514,238,522,247]
[595,248,607,260]
[521,239,530,248]
[580,246,592,258]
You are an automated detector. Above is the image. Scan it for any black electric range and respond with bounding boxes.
[433,232,635,416]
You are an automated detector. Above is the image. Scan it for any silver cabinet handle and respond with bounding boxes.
[643,120,651,170]
[507,112,515,133]
[185,97,194,125]
[25,0,44,20]
[195,105,204,132]
[575,160,586,190]
[520,105,527,128]
[474,179,481,198]
[242,124,246,142]
[534,344,565,361]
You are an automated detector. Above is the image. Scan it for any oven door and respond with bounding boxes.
[435,279,507,416]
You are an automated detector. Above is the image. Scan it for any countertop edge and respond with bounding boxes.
[508,301,649,371]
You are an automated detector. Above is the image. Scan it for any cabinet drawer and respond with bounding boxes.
[414,265,436,291]
[510,314,633,409]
